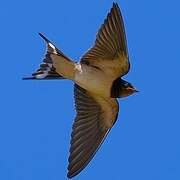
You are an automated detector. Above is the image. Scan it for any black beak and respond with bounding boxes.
[134,89,139,93]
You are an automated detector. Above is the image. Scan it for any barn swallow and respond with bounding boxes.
[24,3,138,178]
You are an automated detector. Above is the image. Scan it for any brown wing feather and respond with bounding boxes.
[67,84,119,178]
[81,3,130,77]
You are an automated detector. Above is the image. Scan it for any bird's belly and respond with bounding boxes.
[74,64,112,97]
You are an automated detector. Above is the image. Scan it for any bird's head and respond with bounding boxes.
[111,78,139,98]
[118,80,139,98]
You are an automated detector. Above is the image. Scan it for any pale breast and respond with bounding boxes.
[74,63,112,97]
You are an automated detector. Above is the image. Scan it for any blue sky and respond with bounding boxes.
[0,0,180,179]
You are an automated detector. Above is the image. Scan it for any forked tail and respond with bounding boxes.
[23,33,71,80]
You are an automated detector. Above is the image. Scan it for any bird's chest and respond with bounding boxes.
[74,64,112,97]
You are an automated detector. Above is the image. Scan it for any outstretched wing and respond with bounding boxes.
[67,84,119,178]
[23,33,71,80]
[81,3,130,77]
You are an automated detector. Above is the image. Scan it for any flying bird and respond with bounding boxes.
[24,2,138,178]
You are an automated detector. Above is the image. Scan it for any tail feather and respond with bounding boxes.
[23,33,71,80]
[23,63,65,80]
[38,33,69,60]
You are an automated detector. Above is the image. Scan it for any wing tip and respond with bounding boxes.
[112,2,121,17]
[67,171,75,179]
[67,165,85,179]
[112,2,119,8]
[112,2,117,5]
